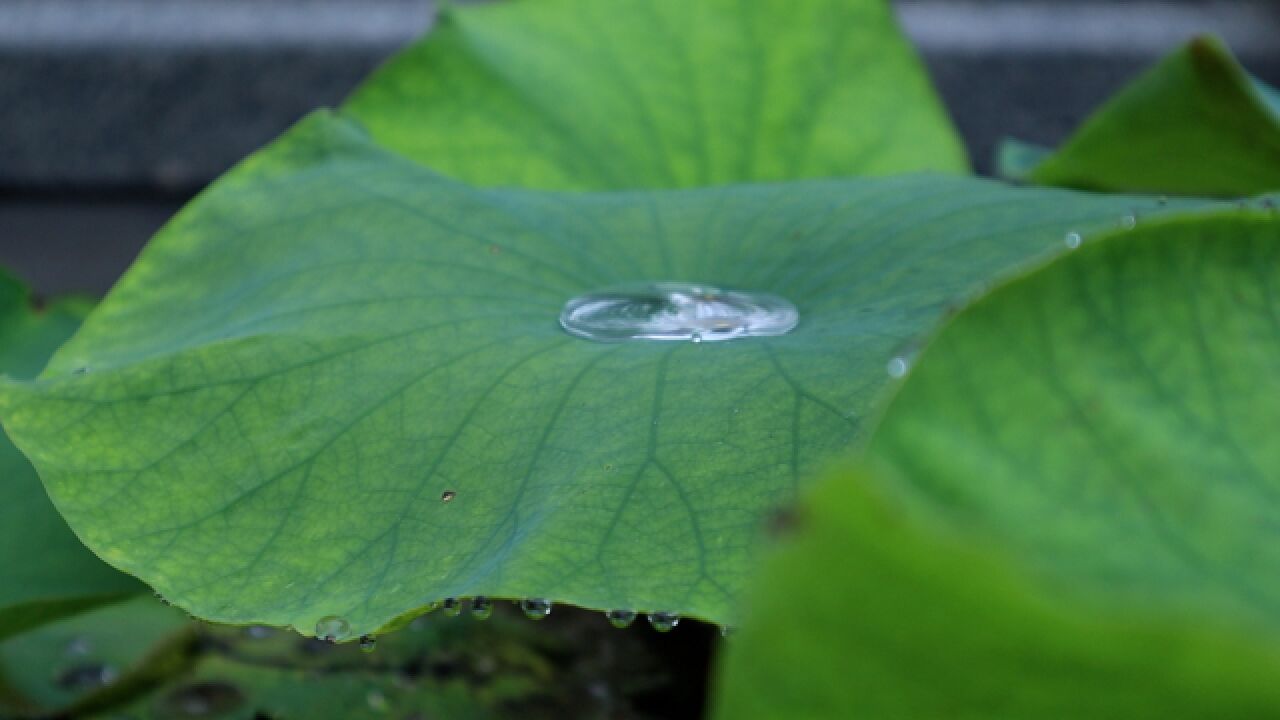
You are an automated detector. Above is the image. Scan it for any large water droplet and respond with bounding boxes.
[315,615,351,642]
[359,634,377,653]
[647,612,680,632]
[471,596,493,620]
[560,283,798,343]
[605,609,637,629]
[1064,231,1082,249]
[442,598,461,617]
[886,356,910,379]
[521,598,552,620]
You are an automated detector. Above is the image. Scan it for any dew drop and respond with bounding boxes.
[886,356,910,379]
[359,634,377,653]
[1064,231,1082,249]
[1121,213,1137,229]
[160,681,244,718]
[315,615,351,643]
[367,688,390,713]
[72,366,90,376]
[560,282,798,343]
[605,609,637,629]
[440,490,456,504]
[442,597,462,617]
[470,596,493,620]
[520,598,552,620]
[647,612,680,632]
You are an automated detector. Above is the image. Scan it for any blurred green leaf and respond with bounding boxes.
[345,0,967,189]
[1000,37,1280,196]
[714,208,1280,718]
[0,272,142,642]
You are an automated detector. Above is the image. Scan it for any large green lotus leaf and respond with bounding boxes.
[714,211,1280,718]
[344,0,967,189]
[1000,37,1280,196]
[0,273,142,641]
[0,112,1216,640]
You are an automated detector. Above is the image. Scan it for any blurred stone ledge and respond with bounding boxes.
[0,0,1276,189]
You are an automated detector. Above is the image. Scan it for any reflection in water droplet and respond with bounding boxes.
[521,598,552,620]
[1064,231,1082,249]
[443,598,462,617]
[367,688,390,713]
[887,356,910,379]
[1121,213,1137,229]
[315,615,351,642]
[560,283,798,343]
[471,596,493,620]
[647,612,680,632]
[605,610,637,629]
[360,634,377,653]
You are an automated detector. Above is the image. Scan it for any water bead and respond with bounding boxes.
[560,283,798,343]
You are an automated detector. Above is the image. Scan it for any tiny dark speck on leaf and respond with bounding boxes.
[441,490,457,503]
[766,506,805,538]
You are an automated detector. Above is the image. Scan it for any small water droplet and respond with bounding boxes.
[315,615,351,643]
[359,634,377,653]
[442,597,461,617]
[521,598,552,620]
[560,282,798,343]
[72,366,90,376]
[647,612,680,632]
[57,664,117,691]
[887,356,910,379]
[440,490,456,503]
[65,636,92,657]
[1121,213,1137,229]
[367,688,390,713]
[160,681,244,718]
[1158,196,1169,207]
[470,596,493,620]
[1064,231,1082,249]
[605,610,636,629]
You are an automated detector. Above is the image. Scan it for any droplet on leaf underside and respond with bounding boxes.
[647,612,680,632]
[315,615,351,642]
[560,282,798,343]
[520,598,552,619]
[606,609,637,629]
[471,596,493,619]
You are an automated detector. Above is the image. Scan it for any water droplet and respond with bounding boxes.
[359,634,377,653]
[720,625,736,638]
[560,283,798,343]
[243,625,273,640]
[440,490,456,503]
[57,664,117,691]
[65,636,92,657]
[886,356,910,379]
[520,598,552,620]
[1121,213,1137,229]
[315,615,350,642]
[367,688,390,713]
[647,612,680,632]
[1064,231,1082,249]
[1158,196,1169,207]
[605,610,636,629]
[470,596,493,620]
[72,366,90,376]
[442,597,461,617]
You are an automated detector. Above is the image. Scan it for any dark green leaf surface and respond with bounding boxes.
[345,0,967,189]
[715,211,1280,718]
[0,273,142,641]
[1003,37,1280,196]
[0,113,1217,640]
